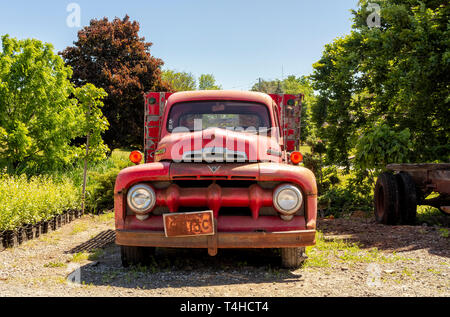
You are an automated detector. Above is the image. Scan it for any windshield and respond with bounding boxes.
[167,101,272,132]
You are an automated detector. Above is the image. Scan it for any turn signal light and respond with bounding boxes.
[129,151,143,165]
[290,152,303,165]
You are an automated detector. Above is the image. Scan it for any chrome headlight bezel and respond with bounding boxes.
[127,184,156,215]
[273,184,303,215]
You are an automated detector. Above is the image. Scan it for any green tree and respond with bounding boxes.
[250,79,280,94]
[311,0,450,166]
[162,70,197,91]
[0,35,109,173]
[73,84,109,162]
[354,123,413,174]
[251,75,316,143]
[61,15,169,149]
[198,74,222,90]
[282,75,316,143]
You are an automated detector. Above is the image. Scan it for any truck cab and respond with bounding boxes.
[114,90,317,268]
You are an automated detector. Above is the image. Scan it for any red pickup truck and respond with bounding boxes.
[114,90,317,268]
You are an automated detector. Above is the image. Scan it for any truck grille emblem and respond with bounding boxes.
[208,166,221,174]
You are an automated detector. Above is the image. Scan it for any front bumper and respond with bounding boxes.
[116,228,316,256]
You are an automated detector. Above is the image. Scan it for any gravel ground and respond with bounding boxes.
[0,213,448,297]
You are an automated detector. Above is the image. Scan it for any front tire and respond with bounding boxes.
[121,246,155,267]
[281,247,307,269]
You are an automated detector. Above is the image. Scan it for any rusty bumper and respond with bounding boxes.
[116,229,316,256]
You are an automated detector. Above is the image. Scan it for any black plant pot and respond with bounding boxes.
[0,232,4,251]
[25,224,34,240]
[42,221,49,234]
[16,227,25,245]
[68,210,74,222]
[56,215,62,229]
[61,211,68,225]
[50,218,57,231]
[34,223,41,238]
[4,230,18,248]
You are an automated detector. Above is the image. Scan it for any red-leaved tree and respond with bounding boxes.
[61,15,171,149]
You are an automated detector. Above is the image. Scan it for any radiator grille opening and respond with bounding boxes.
[153,206,254,217]
[173,180,258,188]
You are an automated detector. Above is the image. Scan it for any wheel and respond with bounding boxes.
[395,172,417,225]
[281,247,307,269]
[120,246,155,268]
[374,172,400,225]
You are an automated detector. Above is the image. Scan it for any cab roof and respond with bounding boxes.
[166,90,274,107]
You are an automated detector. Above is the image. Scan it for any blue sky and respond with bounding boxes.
[0,0,358,90]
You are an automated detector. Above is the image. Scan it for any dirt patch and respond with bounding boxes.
[0,213,448,297]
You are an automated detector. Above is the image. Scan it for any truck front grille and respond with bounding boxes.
[182,148,248,163]
[139,181,304,219]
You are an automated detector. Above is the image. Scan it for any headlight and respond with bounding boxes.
[127,184,156,214]
[273,184,303,215]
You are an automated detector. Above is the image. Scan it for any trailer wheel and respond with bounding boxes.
[280,247,307,269]
[374,172,399,225]
[121,246,155,268]
[395,172,417,225]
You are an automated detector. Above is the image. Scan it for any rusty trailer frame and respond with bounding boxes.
[374,163,450,225]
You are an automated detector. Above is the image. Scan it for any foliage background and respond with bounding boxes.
[310,0,449,168]
[0,35,109,174]
[61,15,170,149]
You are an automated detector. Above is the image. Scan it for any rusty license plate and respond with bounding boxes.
[163,210,215,238]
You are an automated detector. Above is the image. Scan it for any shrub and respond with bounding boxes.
[85,149,134,213]
[0,172,81,231]
[354,123,412,174]
[85,168,121,213]
[318,186,372,217]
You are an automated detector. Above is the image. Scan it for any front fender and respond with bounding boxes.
[114,162,171,193]
[259,163,317,195]
[114,162,171,229]
[259,163,318,229]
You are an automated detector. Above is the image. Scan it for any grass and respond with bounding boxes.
[401,267,415,279]
[304,231,414,269]
[101,271,120,284]
[417,205,449,227]
[69,247,106,264]
[71,252,90,263]
[438,228,449,238]
[427,268,442,275]
[88,248,105,261]
[44,261,66,268]
[71,223,89,235]
[38,233,62,244]
[93,211,115,223]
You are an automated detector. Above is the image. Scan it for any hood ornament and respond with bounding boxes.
[208,165,221,174]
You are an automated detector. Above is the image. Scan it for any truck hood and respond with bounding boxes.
[155,128,283,163]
